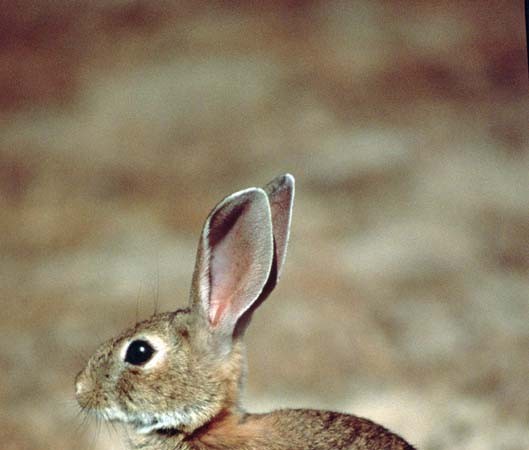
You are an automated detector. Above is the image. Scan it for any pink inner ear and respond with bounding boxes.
[208,226,248,326]
[195,188,273,334]
[209,242,235,325]
[210,293,231,326]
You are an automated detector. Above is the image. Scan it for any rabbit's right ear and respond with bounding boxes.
[232,174,294,339]
[189,188,273,347]
[262,173,295,285]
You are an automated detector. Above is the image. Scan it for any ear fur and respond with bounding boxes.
[263,173,295,282]
[234,174,295,339]
[190,187,274,342]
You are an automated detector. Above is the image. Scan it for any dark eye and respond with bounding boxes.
[125,339,155,366]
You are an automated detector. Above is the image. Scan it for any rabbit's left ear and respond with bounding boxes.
[189,187,274,341]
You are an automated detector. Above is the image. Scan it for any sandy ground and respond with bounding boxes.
[1,1,528,449]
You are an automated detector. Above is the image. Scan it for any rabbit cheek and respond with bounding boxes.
[115,364,165,414]
[115,369,144,411]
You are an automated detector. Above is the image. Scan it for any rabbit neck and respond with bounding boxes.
[127,409,273,450]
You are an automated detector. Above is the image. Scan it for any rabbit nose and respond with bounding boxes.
[75,369,93,402]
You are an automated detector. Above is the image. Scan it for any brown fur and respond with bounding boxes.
[75,175,416,450]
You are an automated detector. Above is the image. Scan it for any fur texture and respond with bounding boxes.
[75,174,415,449]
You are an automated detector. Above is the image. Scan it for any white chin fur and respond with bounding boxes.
[100,407,200,434]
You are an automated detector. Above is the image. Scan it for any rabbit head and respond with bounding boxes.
[75,174,294,435]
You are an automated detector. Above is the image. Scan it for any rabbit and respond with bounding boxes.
[75,174,416,450]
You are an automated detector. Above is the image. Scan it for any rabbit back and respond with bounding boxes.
[255,408,415,450]
[131,408,415,450]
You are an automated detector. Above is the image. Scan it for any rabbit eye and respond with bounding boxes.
[124,339,155,366]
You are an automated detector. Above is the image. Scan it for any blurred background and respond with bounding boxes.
[1,1,528,449]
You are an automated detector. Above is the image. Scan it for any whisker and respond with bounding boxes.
[73,405,98,450]
[153,254,160,316]
[92,412,102,450]
[135,284,143,329]
[69,405,89,437]
[122,422,133,448]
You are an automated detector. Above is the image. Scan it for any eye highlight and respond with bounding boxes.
[124,339,155,366]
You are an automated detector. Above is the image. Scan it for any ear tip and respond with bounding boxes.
[229,187,272,221]
[279,173,295,194]
[223,187,268,205]
[283,173,295,197]
[265,173,295,197]
[249,187,271,206]
[282,173,295,186]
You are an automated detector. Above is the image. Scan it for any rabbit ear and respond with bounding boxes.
[263,173,295,283]
[234,174,295,339]
[190,187,274,340]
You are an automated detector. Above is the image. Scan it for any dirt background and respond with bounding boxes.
[1,1,528,449]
